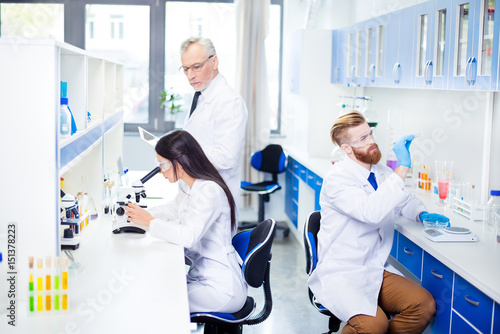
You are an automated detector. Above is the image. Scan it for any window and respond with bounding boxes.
[86,4,150,124]
[1,0,284,134]
[164,1,283,133]
[0,3,64,40]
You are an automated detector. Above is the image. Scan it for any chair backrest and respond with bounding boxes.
[233,218,276,288]
[304,211,321,276]
[250,145,287,177]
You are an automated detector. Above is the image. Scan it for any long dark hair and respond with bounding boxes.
[155,130,236,230]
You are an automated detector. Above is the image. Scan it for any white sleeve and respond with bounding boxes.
[203,97,248,171]
[149,182,222,248]
[324,172,410,225]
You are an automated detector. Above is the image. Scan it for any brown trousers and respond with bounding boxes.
[342,270,436,334]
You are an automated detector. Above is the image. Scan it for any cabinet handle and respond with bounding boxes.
[469,57,477,86]
[425,60,433,85]
[424,60,429,84]
[465,57,472,85]
[393,63,401,84]
[370,64,376,82]
[403,247,414,256]
[335,67,340,82]
[351,66,356,84]
[464,294,479,307]
[430,269,443,279]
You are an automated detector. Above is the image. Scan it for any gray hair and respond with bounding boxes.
[180,37,217,57]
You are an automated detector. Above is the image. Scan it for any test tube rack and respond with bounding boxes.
[451,197,484,221]
[28,256,69,314]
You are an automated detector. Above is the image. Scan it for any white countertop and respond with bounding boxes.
[286,148,500,304]
[0,172,190,334]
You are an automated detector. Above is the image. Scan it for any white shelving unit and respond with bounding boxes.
[0,38,123,298]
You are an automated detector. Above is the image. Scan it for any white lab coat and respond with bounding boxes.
[148,179,247,313]
[308,157,426,323]
[183,74,248,220]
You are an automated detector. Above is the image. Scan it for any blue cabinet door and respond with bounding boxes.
[331,30,340,84]
[453,274,493,334]
[422,252,453,334]
[450,311,481,333]
[397,234,423,280]
[364,17,386,86]
[449,0,477,89]
[384,11,400,87]
[414,1,434,88]
[285,169,293,221]
[493,302,500,333]
[469,0,499,90]
[336,27,349,85]
[398,6,416,87]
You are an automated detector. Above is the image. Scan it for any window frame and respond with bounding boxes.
[0,0,283,134]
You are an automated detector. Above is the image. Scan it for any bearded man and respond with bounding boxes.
[308,111,447,334]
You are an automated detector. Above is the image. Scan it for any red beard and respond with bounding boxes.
[353,144,382,165]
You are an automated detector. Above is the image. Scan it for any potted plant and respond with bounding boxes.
[160,88,184,129]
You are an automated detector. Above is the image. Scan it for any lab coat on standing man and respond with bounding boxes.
[180,37,248,225]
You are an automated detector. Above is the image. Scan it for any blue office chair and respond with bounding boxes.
[191,218,277,334]
[304,211,342,333]
[239,145,290,237]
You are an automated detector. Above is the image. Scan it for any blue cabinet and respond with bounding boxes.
[397,233,423,279]
[414,0,453,89]
[422,252,453,334]
[449,0,500,90]
[453,274,493,333]
[384,7,416,88]
[494,302,500,333]
[363,17,386,86]
[331,30,340,84]
[451,311,481,333]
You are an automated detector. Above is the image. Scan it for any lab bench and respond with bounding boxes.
[285,149,500,333]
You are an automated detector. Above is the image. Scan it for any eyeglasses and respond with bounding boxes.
[347,129,374,148]
[156,159,172,172]
[179,55,214,74]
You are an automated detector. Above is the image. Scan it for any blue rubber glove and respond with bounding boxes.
[419,212,451,227]
[392,134,415,168]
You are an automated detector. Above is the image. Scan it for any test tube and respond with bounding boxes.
[37,258,43,311]
[28,257,34,312]
[54,257,60,310]
[45,256,51,311]
[62,257,68,310]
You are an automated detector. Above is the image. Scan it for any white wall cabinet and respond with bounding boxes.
[0,38,123,298]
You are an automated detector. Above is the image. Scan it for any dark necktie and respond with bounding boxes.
[368,172,378,190]
[189,91,201,117]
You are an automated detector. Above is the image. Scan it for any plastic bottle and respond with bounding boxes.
[60,97,72,137]
[484,190,500,233]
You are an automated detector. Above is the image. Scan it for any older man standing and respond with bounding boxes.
[179,37,248,224]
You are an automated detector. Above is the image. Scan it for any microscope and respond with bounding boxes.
[112,167,161,234]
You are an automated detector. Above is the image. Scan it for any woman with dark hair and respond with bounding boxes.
[124,129,247,313]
